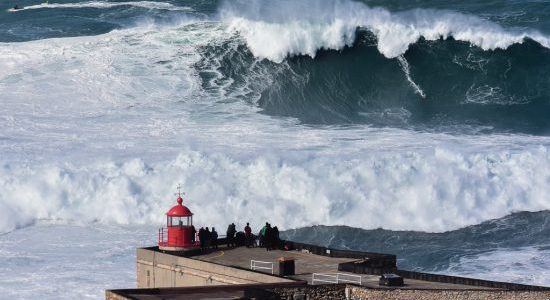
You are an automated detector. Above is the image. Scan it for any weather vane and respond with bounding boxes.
[174,184,185,198]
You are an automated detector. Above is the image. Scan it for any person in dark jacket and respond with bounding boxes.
[191,225,197,244]
[235,231,245,246]
[204,227,211,249]
[264,223,273,251]
[244,223,252,248]
[211,227,218,249]
[226,223,236,248]
[198,227,205,251]
[272,226,280,249]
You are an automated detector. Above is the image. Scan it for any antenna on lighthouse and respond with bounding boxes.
[175,184,185,204]
[175,184,183,197]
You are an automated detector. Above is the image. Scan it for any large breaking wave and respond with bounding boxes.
[189,0,550,133]
[221,0,550,61]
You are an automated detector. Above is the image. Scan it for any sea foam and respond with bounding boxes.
[1,145,550,234]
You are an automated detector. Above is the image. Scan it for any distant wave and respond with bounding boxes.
[282,210,550,286]
[221,0,550,62]
[17,1,191,11]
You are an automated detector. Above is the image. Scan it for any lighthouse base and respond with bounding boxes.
[159,245,199,251]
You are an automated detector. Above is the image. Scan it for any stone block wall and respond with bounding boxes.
[349,287,550,300]
[264,284,346,300]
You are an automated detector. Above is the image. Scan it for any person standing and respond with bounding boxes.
[259,223,267,247]
[205,227,211,249]
[191,225,197,244]
[226,223,236,248]
[265,223,272,251]
[272,226,280,249]
[244,222,252,248]
[211,227,219,249]
[198,227,205,251]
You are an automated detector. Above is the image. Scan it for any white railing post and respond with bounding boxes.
[250,260,274,275]
[312,273,362,286]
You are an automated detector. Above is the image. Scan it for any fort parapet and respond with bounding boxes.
[106,240,550,299]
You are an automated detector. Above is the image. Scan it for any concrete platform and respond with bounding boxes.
[125,245,550,300]
[193,246,500,291]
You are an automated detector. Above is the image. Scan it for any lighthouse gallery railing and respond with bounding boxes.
[158,227,168,246]
[158,227,204,246]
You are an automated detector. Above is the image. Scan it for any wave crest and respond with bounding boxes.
[221,0,550,61]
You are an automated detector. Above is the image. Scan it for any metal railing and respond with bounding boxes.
[250,260,274,275]
[158,227,168,246]
[311,273,362,285]
[158,227,227,247]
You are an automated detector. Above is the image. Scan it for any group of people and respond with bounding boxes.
[192,222,281,252]
[197,226,218,251]
[224,222,281,250]
[258,222,280,251]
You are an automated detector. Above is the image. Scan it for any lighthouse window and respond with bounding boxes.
[170,217,184,226]
[168,216,191,226]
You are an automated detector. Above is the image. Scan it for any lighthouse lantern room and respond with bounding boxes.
[158,186,197,251]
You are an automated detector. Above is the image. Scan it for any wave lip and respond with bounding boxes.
[221,0,550,62]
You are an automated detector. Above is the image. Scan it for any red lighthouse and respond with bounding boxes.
[158,187,197,251]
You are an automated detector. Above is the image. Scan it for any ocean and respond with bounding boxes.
[0,0,549,298]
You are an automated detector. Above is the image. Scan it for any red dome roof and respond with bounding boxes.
[166,196,193,217]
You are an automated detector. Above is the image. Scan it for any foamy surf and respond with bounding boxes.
[1,144,550,235]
